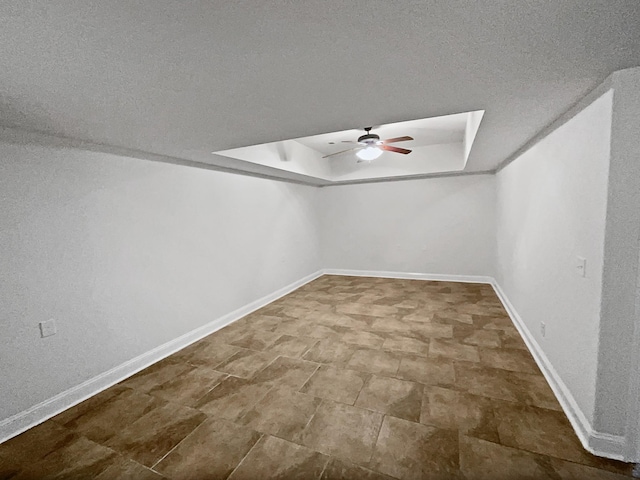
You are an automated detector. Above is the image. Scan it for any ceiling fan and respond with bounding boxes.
[322,127,413,162]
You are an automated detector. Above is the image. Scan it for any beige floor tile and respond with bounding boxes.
[302,340,358,366]
[453,326,502,348]
[300,365,368,405]
[298,401,383,466]
[495,402,630,472]
[228,330,282,351]
[355,375,423,422]
[154,417,261,480]
[405,323,454,340]
[252,356,319,389]
[320,458,395,480]
[51,385,129,426]
[147,367,227,406]
[105,402,206,467]
[347,348,401,376]
[478,347,540,374]
[336,303,399,318]
[119,361,193,392]
[194,376,274,421]
[455,363,561,410]
[213,349,278,378]
[172,341,240,367]
[94,456,167,480]
[396,355,455,386]
[63,388,165,443]
[0,420,78,468]
[11,436,117,480]
[429,338,480,362]
[548,456,635,479]
[342,330,387,348]
[420,385,499,442]
[267,335,318,358]
[459,435,557,480]
[368,318,414,334]
[228,435,328,480]
[238,386,321,442]
[369,415,461,480]
[382,335,430,357]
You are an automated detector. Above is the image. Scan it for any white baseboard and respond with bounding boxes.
[0,270,324,445]
[490,280,627,461]
[322,268,494,285]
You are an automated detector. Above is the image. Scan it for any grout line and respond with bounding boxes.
[151,413,207,469]
[367,413,387,466]
[351,374,371,407]
[226,433,264,479]
[298,363,322,393]
[318,458,329,479]
[299,339,320,360]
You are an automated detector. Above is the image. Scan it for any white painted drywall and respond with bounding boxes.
[464,111,484,165]
[495,90,614,426]
[594,67,640,440]
[319,174,496,277]
[216,140,332,180]
[0,133,321,420]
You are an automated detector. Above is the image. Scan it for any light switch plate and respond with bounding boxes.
[39,319,57,338]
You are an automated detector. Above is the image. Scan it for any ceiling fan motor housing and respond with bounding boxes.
[357,131,381,145]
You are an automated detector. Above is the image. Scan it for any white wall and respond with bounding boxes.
[0,134,321,421]
[495,90,614,427]
[594,68,640,442]
[319,174,496,277]
[217,140,332,180]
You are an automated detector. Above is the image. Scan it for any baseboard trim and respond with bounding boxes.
[490,280,627,461]
[0,269,324,445]
[322,268,494,285]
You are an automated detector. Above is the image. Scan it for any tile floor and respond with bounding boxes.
[0,275,636,479]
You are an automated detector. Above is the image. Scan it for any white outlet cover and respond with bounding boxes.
[39,319,57,338]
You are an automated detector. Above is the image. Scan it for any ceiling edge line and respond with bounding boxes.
[320,169,495,187]
[495,72,615,174]
[0,125,324,187]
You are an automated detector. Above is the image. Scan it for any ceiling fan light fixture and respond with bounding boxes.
[356,146,383,161]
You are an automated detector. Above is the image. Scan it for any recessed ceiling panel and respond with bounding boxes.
[214,111,483,184]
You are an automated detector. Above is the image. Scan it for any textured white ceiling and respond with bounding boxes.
[1,1,639,182]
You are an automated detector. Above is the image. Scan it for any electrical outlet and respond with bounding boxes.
[39,319,57,338]
[576,256,587,277]
[540,321,546,337]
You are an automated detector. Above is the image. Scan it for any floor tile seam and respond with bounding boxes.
[298,339,321,360]
[224,432,265,480]
[294,363,323,396]
[317,455,330,480]
[134,410,207,470]
[146,372,230,409]
[461,433,625,476]
[148,409,219,464]
[365,412,388,470]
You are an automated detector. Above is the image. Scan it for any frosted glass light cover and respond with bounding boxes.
[356,146,383,161]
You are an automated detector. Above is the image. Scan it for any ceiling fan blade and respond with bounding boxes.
[381,136,414,144]
[322,147,361,158]
[380,145,411,155]
[341,140,358,143]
